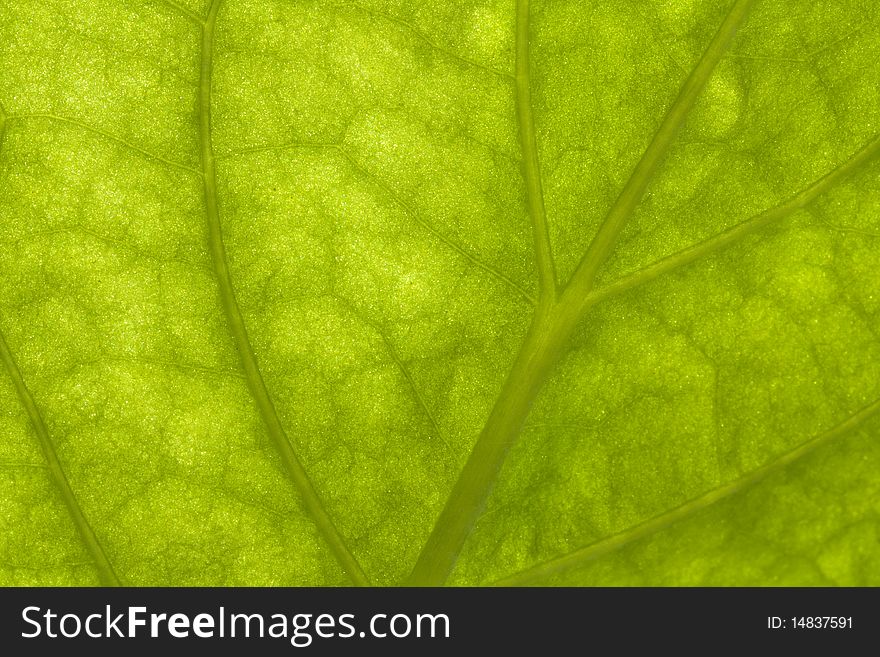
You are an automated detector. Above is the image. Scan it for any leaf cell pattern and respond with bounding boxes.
[0,0,878,586]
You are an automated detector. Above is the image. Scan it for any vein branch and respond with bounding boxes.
[8,113,201,176]
[199,0,369,586]
[0,98,118,586]
[218,141,535,304]
[0,328,121,586]
[493,395,880,586]
[337,298,450,450]
[336,148,537,306]
[515,0,557,299]
[376,329,448,450]
[585,133,880,309]
[155,0,205,26]
[563,0,755,306]
[405,0,755,587]
[215,140,343,160]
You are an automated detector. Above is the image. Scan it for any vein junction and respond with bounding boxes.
[403,0,877,586]
[408,0,758,587]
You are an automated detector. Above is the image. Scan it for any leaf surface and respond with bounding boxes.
[0,0,878,586]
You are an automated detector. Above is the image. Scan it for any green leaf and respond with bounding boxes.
[1,0,878,586]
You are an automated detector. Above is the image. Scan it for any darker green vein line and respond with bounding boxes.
[156,0,205,26]
[376,328,449,451]
[585,133,880,309]
[336,298,449,451]
[0,328,121,586]
[8,114,202,176]
[515,0,557,299]
[493,395,880,586]
[564,0,755,307]
[215,140,536,304]
[199,0,370,586]
[336,148,537,306]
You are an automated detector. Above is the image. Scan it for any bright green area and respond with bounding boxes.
[0,0,878,586]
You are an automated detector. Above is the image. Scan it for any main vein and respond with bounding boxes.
[493,395,880,585]
[405,0,753,587]
[0,328,121,586]
[515,0,556,299]
[199,0,369,586]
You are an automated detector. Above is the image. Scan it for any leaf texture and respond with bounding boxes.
[0,0,879,586]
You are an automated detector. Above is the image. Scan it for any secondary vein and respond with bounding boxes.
[515,0,557,299]
[493,395,880,586]
[8,114,202,176]
[0,328,121,586]
[1,102,119,585]
[563,0,755,307]
[585,133,880,309]
[336,147,537,306]
[156,0,205,26]
[199,0,369,586]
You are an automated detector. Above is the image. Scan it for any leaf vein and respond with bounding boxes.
[493,395,880,585]
[0,328,121,586]
[335,147,537,306]
[405,0,756,587]
[563,0,756,304]
[153,0,205,26]
[8,113,202,176]
[336,297,449,450]
[219,139,535,304]
[515,0,557,299]
[199,0,370,586]
[585,134,880,309]
[375,325,449,452]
